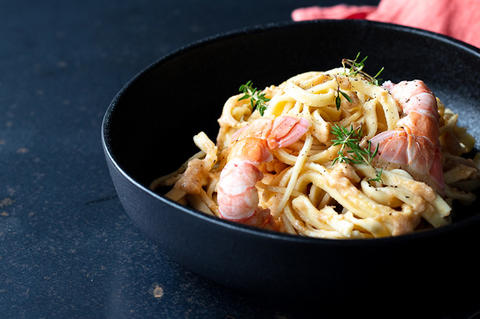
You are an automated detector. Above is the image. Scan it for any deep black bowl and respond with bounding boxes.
[102,20,480,304]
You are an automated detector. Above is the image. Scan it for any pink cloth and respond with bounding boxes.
[292,0,480,48]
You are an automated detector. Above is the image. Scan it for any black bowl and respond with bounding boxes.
[102,20,480,305]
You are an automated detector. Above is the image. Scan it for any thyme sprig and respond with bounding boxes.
[238,81,270,116]
[371,67,384,86]
[368,168,383,183]
[331,124,383,181]
[345,52,368,76]
[342,52,384,86]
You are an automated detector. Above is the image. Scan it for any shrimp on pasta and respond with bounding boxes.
[371,80,444,194]
[154,55,480,239]
[217,116,310,229]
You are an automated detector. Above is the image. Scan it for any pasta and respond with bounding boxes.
[153,60,480,239]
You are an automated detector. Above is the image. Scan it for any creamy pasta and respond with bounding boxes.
[153,60,480,239]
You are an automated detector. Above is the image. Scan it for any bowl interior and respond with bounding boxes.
[103,20,480,228]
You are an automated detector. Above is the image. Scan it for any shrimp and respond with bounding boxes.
[370,80,444,194]
[217,116,311,228]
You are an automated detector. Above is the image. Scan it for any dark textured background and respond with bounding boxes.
[1,1,478,318]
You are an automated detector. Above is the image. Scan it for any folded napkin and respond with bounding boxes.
[292,0,480,48]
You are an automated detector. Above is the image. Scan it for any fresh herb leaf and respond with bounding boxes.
[257,104,267,116]
[371,66,384,86]
[339,90,352,102]
[238,81,270,116]
[334,77,352,110]
[368,169,383,183]
[330,124,379,167]
[342,52,385,86]
[373,66,384,79]
[332,150,350,165]
[335,95,341,110]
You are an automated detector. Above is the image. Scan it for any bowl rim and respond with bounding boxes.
[102,19,480,246]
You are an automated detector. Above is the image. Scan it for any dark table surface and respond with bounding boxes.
[1,0,479,318]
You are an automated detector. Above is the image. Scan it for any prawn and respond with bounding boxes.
[370,80,444,193]
[217,116,311,228]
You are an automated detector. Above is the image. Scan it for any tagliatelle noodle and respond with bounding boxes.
[154,67,479,239]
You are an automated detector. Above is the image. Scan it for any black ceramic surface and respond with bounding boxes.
[103,20,480,304]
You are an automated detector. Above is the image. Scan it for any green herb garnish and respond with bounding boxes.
[334,76,352,110]
[371,66,384,86]
[238,81,270,116]
[331,124,382,182]
[368,168,383,183]
[345,52,368,76]
[342,52,384,86]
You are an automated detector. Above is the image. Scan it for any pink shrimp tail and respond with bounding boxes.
[370,131,445,192]
[217,115,311,223]
[217,159,263,220]
[371,80,445,194]
[382,80,395,92]
[267,116,311,149]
